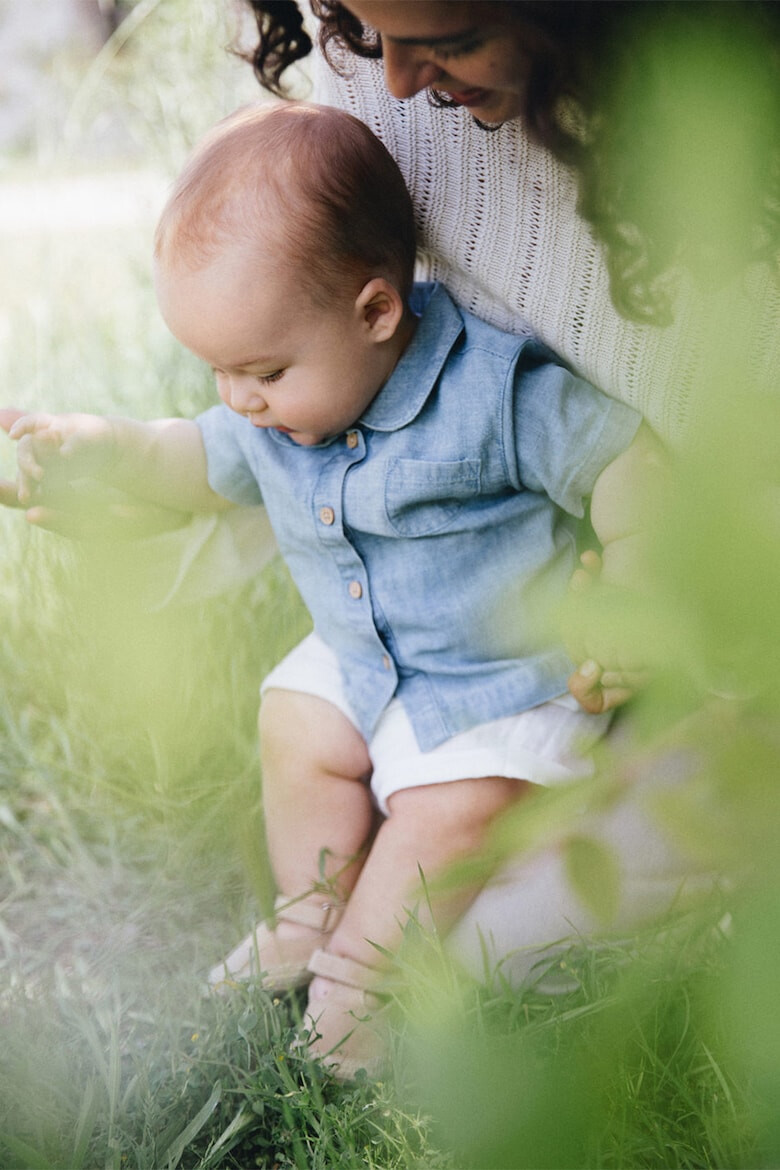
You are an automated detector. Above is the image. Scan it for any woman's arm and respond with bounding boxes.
[565,423,670,713]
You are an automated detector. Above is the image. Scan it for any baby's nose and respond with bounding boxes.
[227,374,265,414]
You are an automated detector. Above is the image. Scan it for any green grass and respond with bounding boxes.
[1,3,779,1167]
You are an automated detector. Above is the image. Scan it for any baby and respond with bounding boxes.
[6,102,653,1078]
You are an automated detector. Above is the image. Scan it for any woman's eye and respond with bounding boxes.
[434,37,485,60]
[258,370,285,384]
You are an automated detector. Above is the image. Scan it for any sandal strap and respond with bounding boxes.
[274,894,342,933]
[306,947,382,991]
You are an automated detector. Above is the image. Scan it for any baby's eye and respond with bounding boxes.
[257,369,285,385]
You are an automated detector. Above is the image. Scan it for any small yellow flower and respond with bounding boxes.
[191,1032,200,1042]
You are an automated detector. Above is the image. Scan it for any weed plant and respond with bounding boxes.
[1,3,778,1168]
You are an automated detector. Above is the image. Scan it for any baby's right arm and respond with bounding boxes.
[6,411,232,517]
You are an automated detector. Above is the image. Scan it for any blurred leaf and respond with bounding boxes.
[406,1019,594,1169]
[723,886,780,1165]
[0,1133,54,1170]
[563,834,621,925]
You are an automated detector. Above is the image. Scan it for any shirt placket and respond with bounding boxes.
[312,429,398,722]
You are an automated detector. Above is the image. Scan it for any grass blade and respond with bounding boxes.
[159,1081,222,1170]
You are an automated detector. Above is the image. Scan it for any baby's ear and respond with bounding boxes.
[355,278,405,342]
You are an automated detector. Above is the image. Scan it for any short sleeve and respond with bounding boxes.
[196,404,264,508]
[507,342,642,517]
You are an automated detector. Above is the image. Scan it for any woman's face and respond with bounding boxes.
[342,1,527,125]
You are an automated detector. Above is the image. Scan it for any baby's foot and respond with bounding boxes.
[301,949,389,1080]
[208,894,342,994]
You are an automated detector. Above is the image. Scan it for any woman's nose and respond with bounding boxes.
[382,41,443,99]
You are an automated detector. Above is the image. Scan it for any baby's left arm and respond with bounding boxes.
[565,423,669,713]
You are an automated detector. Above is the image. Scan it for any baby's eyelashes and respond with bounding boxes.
[433,36,485,60]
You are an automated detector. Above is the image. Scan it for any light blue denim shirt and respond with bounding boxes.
[197,283,641,751]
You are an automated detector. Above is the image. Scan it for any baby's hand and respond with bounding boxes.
[2,408,194,540]
[7,411,117,505]
[0,408,26,509]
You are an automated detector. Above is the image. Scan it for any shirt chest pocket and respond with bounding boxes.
[384,457,481,537]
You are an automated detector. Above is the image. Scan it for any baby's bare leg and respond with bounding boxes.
[209,689,374,990]
[319,776,526,973]
[259,688,374,914]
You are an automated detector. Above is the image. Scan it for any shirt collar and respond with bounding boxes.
[359,282,465,432]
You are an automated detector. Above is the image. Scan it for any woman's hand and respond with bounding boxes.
[563,550,650,714]
[565,425,670,714]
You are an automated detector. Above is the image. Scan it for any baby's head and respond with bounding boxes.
[154,102,418,446]
[155,100,416,307]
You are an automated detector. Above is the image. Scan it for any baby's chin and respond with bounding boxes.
[282,430,329,447]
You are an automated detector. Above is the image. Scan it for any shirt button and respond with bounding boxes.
[318,506,335,526]
[346,430,359,449]
[348,580,363,599]
[382,654,391,671]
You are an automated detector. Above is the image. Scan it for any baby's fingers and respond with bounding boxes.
[15,436,47,502]
[7,412,57,441]
[0,477,24,509]
[0,408,26,435]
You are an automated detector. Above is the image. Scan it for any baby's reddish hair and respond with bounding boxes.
[154,101,417,304]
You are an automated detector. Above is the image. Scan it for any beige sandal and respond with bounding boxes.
[208,895,343,994]
[301,948,392,1080]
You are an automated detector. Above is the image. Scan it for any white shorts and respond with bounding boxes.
[261,633,612,815]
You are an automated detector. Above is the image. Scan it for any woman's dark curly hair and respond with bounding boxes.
[240,1,780,326]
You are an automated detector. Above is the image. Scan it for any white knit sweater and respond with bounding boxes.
[312,49,778,447]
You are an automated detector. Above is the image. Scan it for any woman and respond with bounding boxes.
[246,1,779,339]
[239,0,779,702]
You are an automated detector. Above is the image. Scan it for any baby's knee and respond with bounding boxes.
[257,688,302,760]
[259,688,371,782]
[387,776,524,846]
